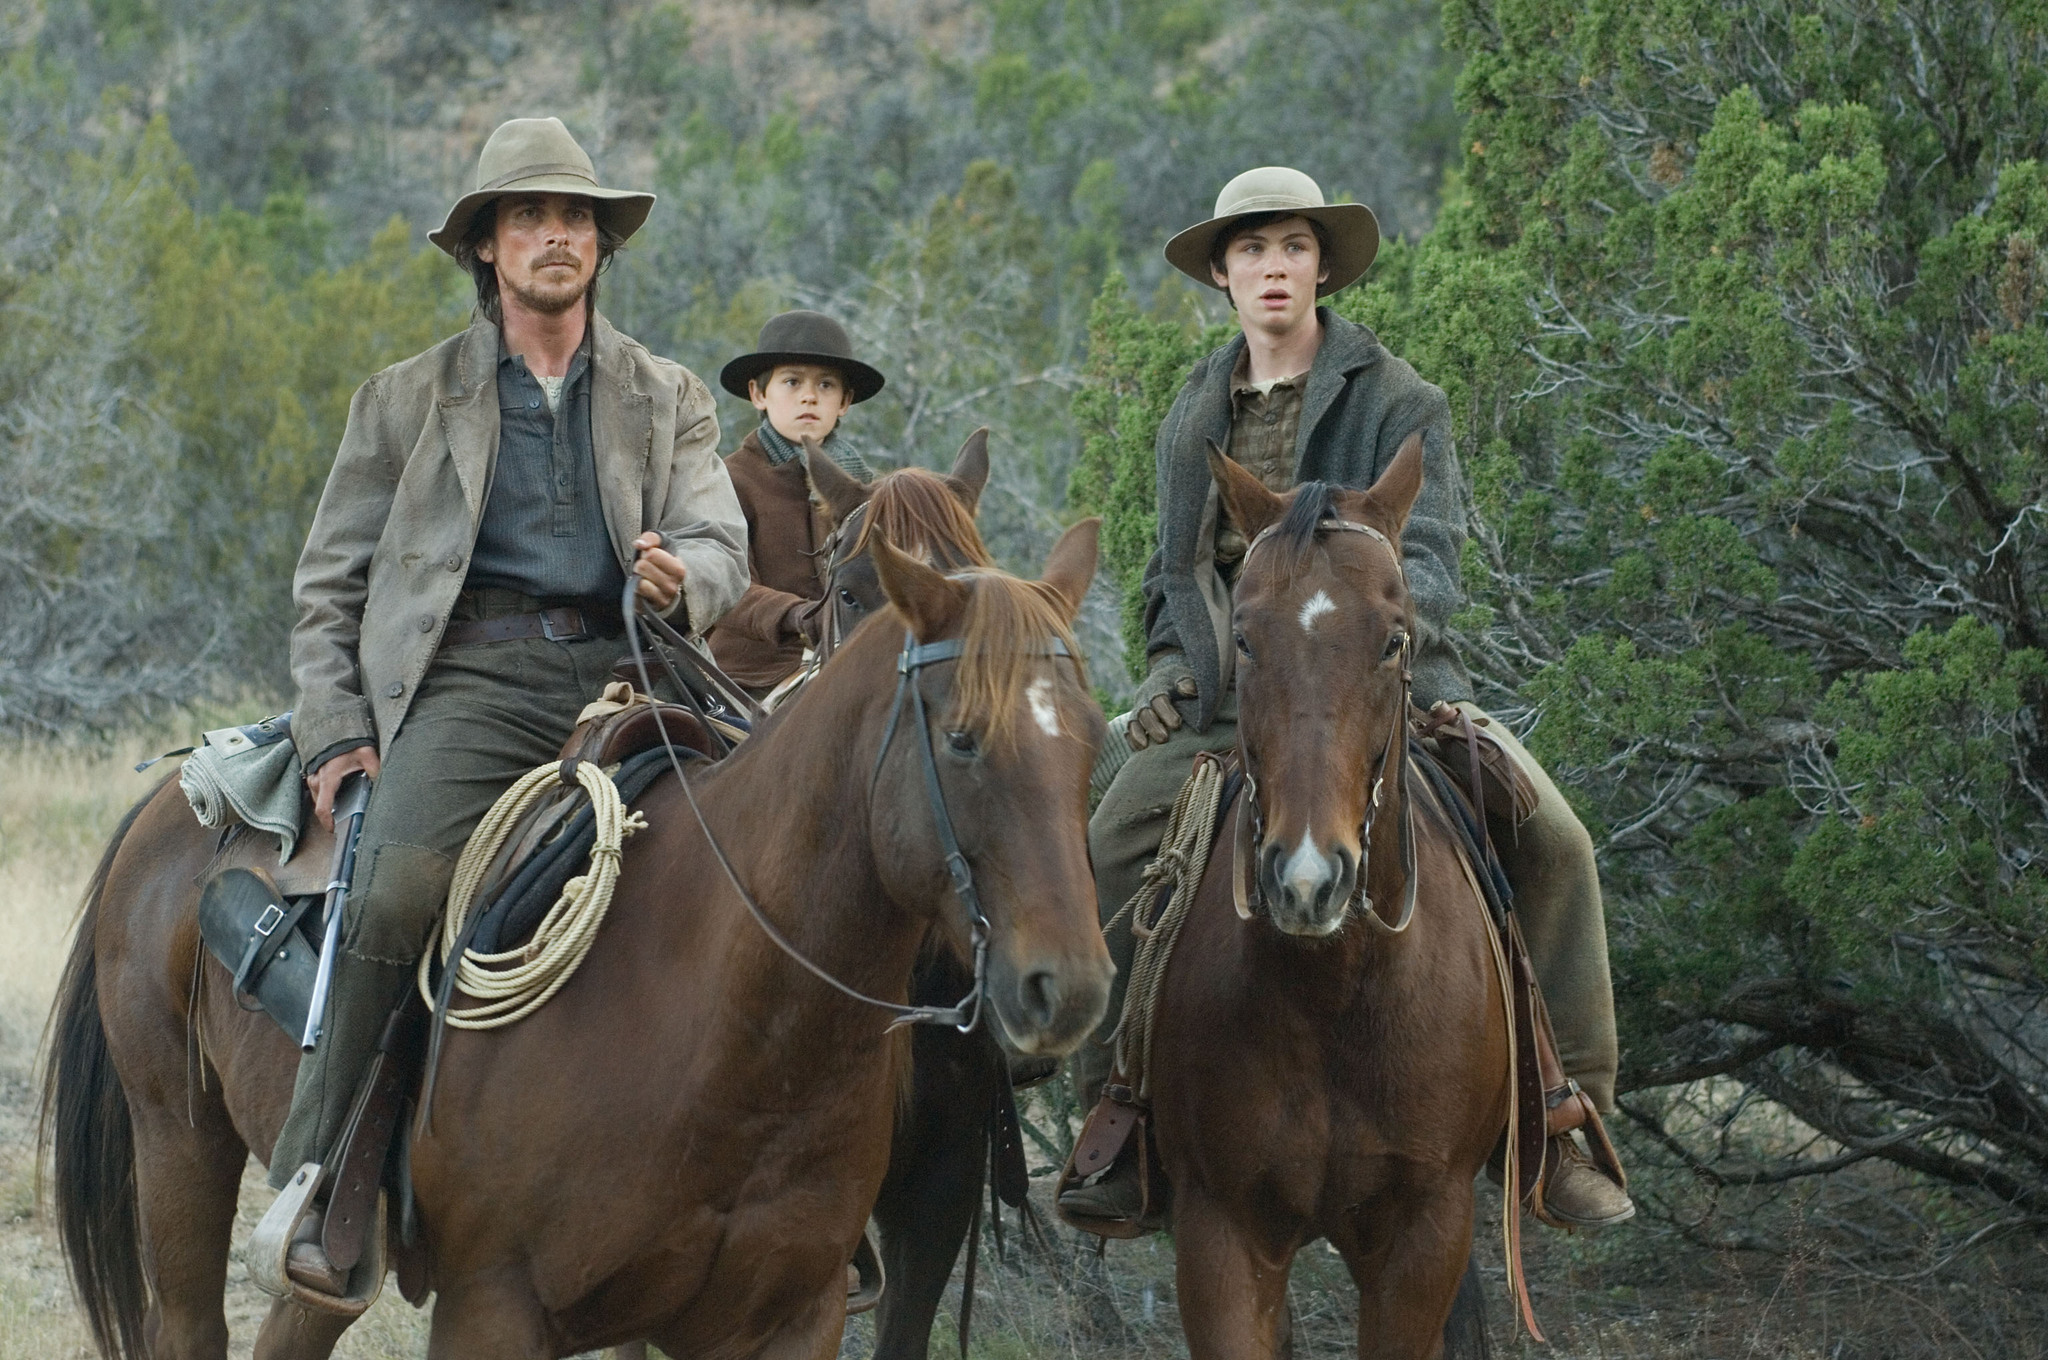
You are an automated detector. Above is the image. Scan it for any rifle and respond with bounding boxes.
[301,770,372,1052]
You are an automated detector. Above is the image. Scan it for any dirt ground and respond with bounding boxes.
[4,733,2045,1359]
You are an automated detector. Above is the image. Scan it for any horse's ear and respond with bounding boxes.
[872,529,970,642]
[803,436,871,525]
[1207,443,1287,542]
[1346,430,1426,538]
[945,427,990,512]
[1040,518,1100,621]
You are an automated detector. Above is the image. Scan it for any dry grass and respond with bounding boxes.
[2,728,2045,1359]
[0,725,434,1359]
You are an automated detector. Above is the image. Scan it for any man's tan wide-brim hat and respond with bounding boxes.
[429,117,655,257]
[1164,166,1380,297]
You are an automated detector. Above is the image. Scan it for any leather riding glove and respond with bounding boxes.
[1126,655,1200,751]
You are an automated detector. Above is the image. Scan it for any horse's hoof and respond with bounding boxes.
[1538,1135,1635,1228]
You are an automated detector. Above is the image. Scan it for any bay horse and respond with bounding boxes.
[1143,442,1511,1359]
[42,522,1113,1360]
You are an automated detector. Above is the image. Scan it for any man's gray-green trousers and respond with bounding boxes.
[1079,692,1620,1113]
[268,624,624,1187]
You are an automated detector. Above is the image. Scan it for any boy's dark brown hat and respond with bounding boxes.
[719,311,886,403]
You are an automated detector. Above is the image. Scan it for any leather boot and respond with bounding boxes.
[1056,1156,1146,1221]
[285,1209,348,1296]
[1529,976,1634,1230]
[1540,1131,1635,1227]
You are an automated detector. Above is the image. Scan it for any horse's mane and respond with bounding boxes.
[855,468,994,571]
[941,570,1085,751]
[1273,480,1335,568]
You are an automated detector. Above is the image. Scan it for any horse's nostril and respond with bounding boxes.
[1019,969,1063,1029]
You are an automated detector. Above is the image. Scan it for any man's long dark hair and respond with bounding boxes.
[453,199,627,324]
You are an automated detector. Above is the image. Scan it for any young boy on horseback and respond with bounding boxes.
[1068,166,1633,1229]
[275,116,748,1295]
[706,311,888,698]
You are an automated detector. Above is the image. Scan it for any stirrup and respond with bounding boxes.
[847,1231,885,1314]
[1528,1080,1631,1230]
[1055,1085,1168,1237]
[248,1163,385,1317]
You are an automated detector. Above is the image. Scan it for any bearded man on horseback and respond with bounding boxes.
[1069,166,1633,1229]
[274,116,747,1294]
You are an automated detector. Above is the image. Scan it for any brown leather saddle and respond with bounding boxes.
[232,685,733,1314]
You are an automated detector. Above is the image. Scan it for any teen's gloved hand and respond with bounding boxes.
[1126,656,1200,751]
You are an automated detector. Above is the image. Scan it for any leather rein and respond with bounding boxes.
[621,577,1065,1033]
[1231,516,1420,936]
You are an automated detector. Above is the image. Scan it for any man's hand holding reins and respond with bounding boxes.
[307,745,381,832]
[1126,654,1201,751]
[632,531,688,612]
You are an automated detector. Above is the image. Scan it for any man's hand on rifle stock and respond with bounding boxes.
[632,531,688,612]
[308,746,381,832]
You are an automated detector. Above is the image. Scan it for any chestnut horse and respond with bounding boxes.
[623,433,1042,1360]
[805,440,1035,1360]
[1144,444,1510,1359]
[43,525,1112,1360]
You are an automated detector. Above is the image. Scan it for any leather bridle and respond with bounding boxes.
[809,498,871,666]
[622,578,1071,1032]
[1231,516,1419,936]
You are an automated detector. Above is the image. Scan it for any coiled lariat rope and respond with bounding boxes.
[416,759,648,1029]
[1108,752,1227,1099]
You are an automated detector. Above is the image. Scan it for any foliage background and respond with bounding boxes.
[4,0,2048,1343]
[1068,0,2048,1238]
[0,0,1459,726]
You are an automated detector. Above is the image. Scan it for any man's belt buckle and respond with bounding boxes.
[540,608,588,643]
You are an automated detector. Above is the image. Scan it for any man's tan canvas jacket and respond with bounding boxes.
[289,313,748,765]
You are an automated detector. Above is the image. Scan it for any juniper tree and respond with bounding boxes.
[1075,0,2048,1214]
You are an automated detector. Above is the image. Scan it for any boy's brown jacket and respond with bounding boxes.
[706,429,832,690]
[289,313,749,764]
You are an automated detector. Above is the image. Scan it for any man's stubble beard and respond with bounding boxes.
[502,269,592,317]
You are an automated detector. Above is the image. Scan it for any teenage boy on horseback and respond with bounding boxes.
[275,116,747,1295]
[707,310,887,697]
[1068,167,1633,1229]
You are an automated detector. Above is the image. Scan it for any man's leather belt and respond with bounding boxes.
[441,606,599,648]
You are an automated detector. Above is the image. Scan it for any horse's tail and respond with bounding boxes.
[38,785,158,1360]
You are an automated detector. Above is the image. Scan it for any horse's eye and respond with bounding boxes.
[838,588,860,608]
[946,731,979,756]
[1234,631,1254,661]
[1383,631,1409,662]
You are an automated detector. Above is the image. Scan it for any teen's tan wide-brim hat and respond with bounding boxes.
[428,117,655,257]
[1164,166,1380,296]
